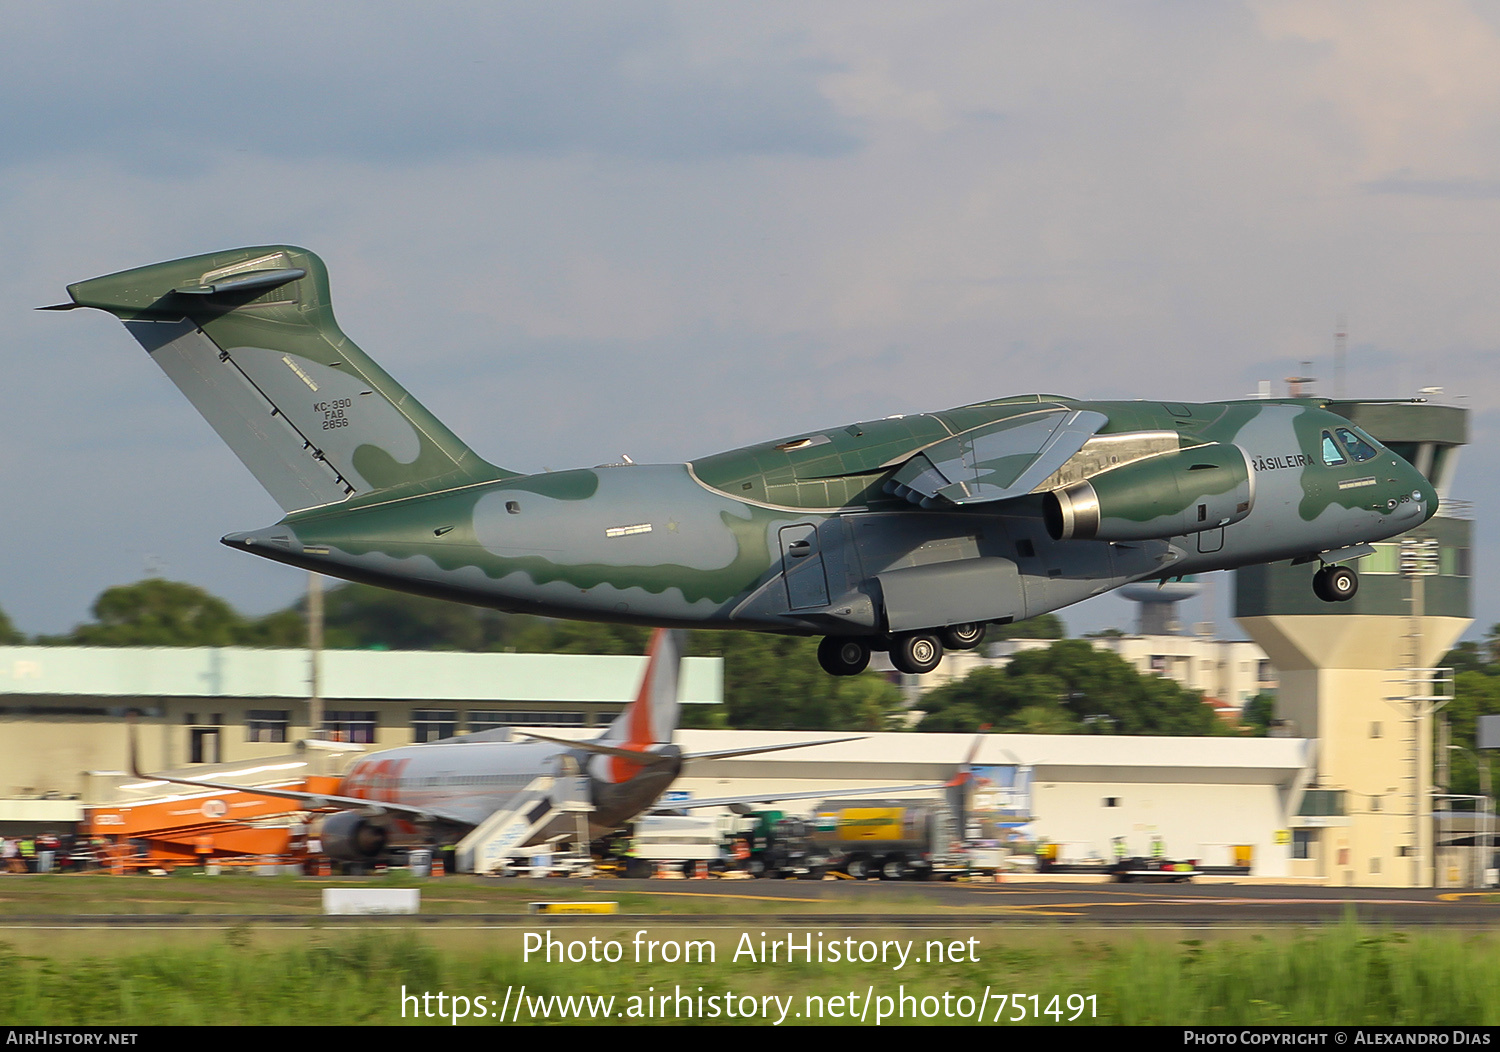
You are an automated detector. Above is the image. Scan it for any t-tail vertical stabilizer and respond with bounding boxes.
[58,246,515,513]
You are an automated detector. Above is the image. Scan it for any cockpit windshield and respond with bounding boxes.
[1335,427,1379,463]
[1320,431,1345,466]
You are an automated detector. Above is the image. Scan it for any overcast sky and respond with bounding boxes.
[5,1,1496,640]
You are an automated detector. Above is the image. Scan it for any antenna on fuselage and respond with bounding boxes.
[1334,315,1347,399]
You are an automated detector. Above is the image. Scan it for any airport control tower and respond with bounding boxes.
[1235,399,1470,887]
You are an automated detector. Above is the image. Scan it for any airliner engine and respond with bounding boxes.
[318,811,390,861]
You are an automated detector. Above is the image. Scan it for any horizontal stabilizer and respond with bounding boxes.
[885,409,1108,507]
[173,267,306,296]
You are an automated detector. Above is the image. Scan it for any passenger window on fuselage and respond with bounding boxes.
[1321,432,1346,466]
[1335,427,1378,463]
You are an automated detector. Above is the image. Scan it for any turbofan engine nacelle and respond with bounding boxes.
[318,810,391,861]
[1043,443,1254,542]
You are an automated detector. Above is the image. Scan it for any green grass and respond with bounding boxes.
[0,924,1497,1025]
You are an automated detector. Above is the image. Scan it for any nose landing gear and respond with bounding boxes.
[1313,563,1359,603]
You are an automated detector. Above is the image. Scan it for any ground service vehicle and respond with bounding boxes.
[812,799,966,880]
[738,810,832,880]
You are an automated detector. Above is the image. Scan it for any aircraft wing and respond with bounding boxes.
[659,729,983,813]
[125,722,470,825]
[884,408,1108,507]
[512,732,864,764]
[649,782,949,814]
[514,730,680,765]
[682,736,863,762]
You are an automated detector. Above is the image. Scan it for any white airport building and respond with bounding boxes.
[0,643,1313,877]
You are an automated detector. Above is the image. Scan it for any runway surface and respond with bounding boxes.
[1,879,1496,928]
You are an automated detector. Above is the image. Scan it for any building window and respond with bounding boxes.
[189,728,221,764]
[1370,857,1381,874]
[412,709,458,743]
[246,710,289,743]
[1103,797,1120,808]
[323,711,377,744]
[1370,722,1382,739]
[1292,830,1317,860]
[469,710,588,730]
[1370,795,1382,812]
[1297,789,1346,817]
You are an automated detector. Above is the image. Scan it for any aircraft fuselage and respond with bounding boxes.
[60,246,1438,677]
[227,397,1434,642]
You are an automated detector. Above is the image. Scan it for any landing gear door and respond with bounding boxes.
[779,524,830,609]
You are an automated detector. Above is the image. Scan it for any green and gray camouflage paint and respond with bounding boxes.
[57,246,1438,673]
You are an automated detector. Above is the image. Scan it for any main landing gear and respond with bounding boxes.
[816,623,986,677]
[1312,563,1359,603]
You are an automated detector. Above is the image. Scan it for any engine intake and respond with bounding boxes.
[318,811,391,861]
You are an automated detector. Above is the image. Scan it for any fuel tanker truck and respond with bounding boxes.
[810,799,968,880]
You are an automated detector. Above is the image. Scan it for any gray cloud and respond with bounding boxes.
[1363,176,1500,199]
[7,2,1500,642]
[0,2,859,171]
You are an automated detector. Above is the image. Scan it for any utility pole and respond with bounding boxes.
[307,571,324,741]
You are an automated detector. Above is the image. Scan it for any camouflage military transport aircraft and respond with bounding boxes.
[53,246,1439,676]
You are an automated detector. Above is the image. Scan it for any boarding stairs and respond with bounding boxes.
[455,774,593,875]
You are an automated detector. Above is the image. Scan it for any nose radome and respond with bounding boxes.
[1400,465,1440,524]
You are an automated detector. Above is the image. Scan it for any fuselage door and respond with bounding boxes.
[1197,524,1225,554]
[779,524,830,609]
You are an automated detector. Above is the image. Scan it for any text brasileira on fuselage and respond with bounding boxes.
[55,246,1438,676]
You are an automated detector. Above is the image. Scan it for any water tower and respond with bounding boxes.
[1119,578,1200,636]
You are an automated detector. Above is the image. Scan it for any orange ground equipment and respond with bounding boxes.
[82,775,343,872]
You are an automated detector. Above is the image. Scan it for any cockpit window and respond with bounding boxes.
[1321,431,1346,466]
[1335,427,1378,463]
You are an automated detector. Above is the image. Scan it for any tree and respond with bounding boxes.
[917,639,1221,735]
[1240,693,1276,736]
[506,619,649,655]
[314,583,510,651]
[689,631,905,731]
[988,613,1066,641]
[0,606,22,645]
[68,579,246,647]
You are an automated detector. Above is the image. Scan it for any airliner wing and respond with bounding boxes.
[513,730,678,764]
[654,730,984,813]
[126,721,469,824]
[513,732,863,763]
[683,736,863,761]
[650,782,948,814]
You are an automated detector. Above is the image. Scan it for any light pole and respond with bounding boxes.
[1446,744,1492,888]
